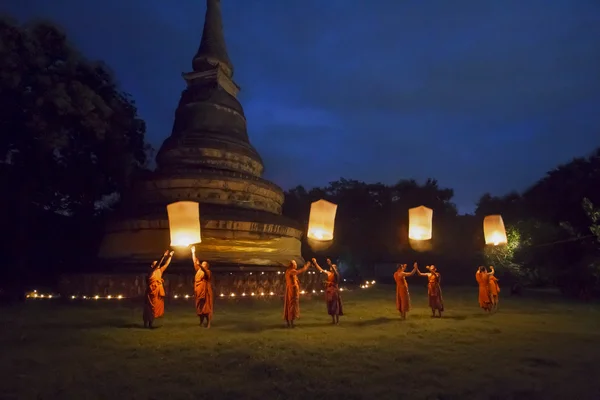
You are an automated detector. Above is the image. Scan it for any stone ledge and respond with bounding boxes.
[134,174,285,210]
[97,230,303,266]
[148,167,283,195]
[110,203,303,232]
[104,216,303,237]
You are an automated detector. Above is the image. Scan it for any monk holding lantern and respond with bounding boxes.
[415,264,444,318]
[283,260,311,328]
[394,262,417,320]
[191,245,214,328]
[143,250,174,329]
[488,268,500,310]
[476,265,495,312]
[312,257,343,324]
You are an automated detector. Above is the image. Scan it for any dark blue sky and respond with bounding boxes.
[6,0,600,213]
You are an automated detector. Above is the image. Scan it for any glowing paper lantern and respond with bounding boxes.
[307,199,337,241]
[408,206,433,241]
[483,215,507,246]
[166,201,201,247]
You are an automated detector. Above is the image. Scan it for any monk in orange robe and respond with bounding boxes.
[312,257,343,324]
[415,264,444,318]
[191,245,213,328]
[283,260,311,328]
[143,250,174,329]
[394,262,417,319]
[476,265,495,312]
[488,269,500,310]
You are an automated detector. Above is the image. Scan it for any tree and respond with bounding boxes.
[0,17,150,284]
[583,198,600,243]
[483,225,528,278]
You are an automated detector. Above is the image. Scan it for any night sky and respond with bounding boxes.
[6,0,600,213]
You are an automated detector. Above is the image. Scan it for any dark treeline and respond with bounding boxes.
[1,18,599,299]
[280,150,600,297]
[0,18,150,291]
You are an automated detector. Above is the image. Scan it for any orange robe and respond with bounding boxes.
[283,268,300,320]
[194,268,213,318]
[394,271,411,313]
[143,268,165,321]
[427,273,444,311]
[489,276,500,297]
[476,271,492,310]
[325,271,343,316]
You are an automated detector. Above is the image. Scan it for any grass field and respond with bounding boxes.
[2,285,600,400]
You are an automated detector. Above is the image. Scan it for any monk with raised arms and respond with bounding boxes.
[415,264,444,318]
[312,257,343,324]
[488,267,500,310]
[283,260,311,328]
[394,262,417,320]
[192,245,214,328]
[143,250,174,329]
[476,265,495,312]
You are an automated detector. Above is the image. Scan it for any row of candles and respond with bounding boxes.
[25,281,377,301]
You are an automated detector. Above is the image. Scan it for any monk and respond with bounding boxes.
[476,265,495,312]
[312,257,343,324]
[191,245,213,328]
[488,268,500,310]
[415,264,444,318]
[143,250,174,329]
[394,262,417,319]
[283,260,311,328]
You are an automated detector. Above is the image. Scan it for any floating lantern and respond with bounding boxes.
[408,206,433,241]
[307,199,337,241]
[483,215,507,246]
[166,201,201,247]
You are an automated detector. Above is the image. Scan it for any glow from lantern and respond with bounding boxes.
[408,205,433,241]
[307,228,332,241]
[307,199,337,242]
[409,227,428,240]
[166,201,202,247]
[483,215,508,246]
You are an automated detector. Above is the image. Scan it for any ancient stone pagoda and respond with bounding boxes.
[58,0,318,299]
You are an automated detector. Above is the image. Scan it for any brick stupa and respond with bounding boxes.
[59,0,312,298]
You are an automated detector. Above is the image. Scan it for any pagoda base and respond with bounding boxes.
[98,205,304,268]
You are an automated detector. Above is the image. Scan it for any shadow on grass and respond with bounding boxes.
[226,321,335,332]
[33,310,495,332]
[352,317,394,327]
[32,319,133,330]
[116,323,151,330]
[396,311,499,321]
[221,317,397,332]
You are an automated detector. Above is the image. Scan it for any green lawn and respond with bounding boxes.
[2,285,600,400]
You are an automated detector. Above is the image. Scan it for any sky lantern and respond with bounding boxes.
[307,199,337,242]
[408,206,433,241]
[166,201,202,247]
[483,215,507,246]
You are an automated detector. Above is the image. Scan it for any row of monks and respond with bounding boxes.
[142,250,500,329]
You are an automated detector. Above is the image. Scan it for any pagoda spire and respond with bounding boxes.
[193,0,234,78]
